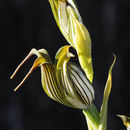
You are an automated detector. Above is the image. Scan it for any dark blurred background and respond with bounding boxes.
[0,0,130,130]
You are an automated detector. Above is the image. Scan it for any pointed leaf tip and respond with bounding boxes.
[99,55,116,130]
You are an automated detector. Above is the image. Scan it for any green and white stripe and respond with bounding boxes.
[11,46,95,109]
[67,62,94,106]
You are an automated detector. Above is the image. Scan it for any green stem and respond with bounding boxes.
[83,104,100,130]
[86,119,93,130]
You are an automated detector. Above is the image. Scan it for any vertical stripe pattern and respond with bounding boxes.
[67,62,94,106]
[11,46,95,109]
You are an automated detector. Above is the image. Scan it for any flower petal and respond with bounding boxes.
[55,46,94,109]
[10,48,52,91]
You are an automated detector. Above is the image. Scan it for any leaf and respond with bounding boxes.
[67,7,93,82]
[48,0,93,82]
[99,55,116,130]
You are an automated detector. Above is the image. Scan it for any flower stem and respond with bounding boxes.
[83,104,100,130]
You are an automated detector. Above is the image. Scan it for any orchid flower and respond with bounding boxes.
[10,0,117,130]
[10,46,94,109]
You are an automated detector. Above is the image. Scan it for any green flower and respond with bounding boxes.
[10,46,94,109]
[10,1,117,130]
[48,0,93,82]
[117,115,130,130]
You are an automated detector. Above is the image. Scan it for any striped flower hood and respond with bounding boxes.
[11,46,94,109]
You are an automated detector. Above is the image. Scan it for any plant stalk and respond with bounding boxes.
[83,104,100,130]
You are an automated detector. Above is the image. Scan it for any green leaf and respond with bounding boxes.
[48,0,93,82]
[99,55,116,130]
[67,7,93,82]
